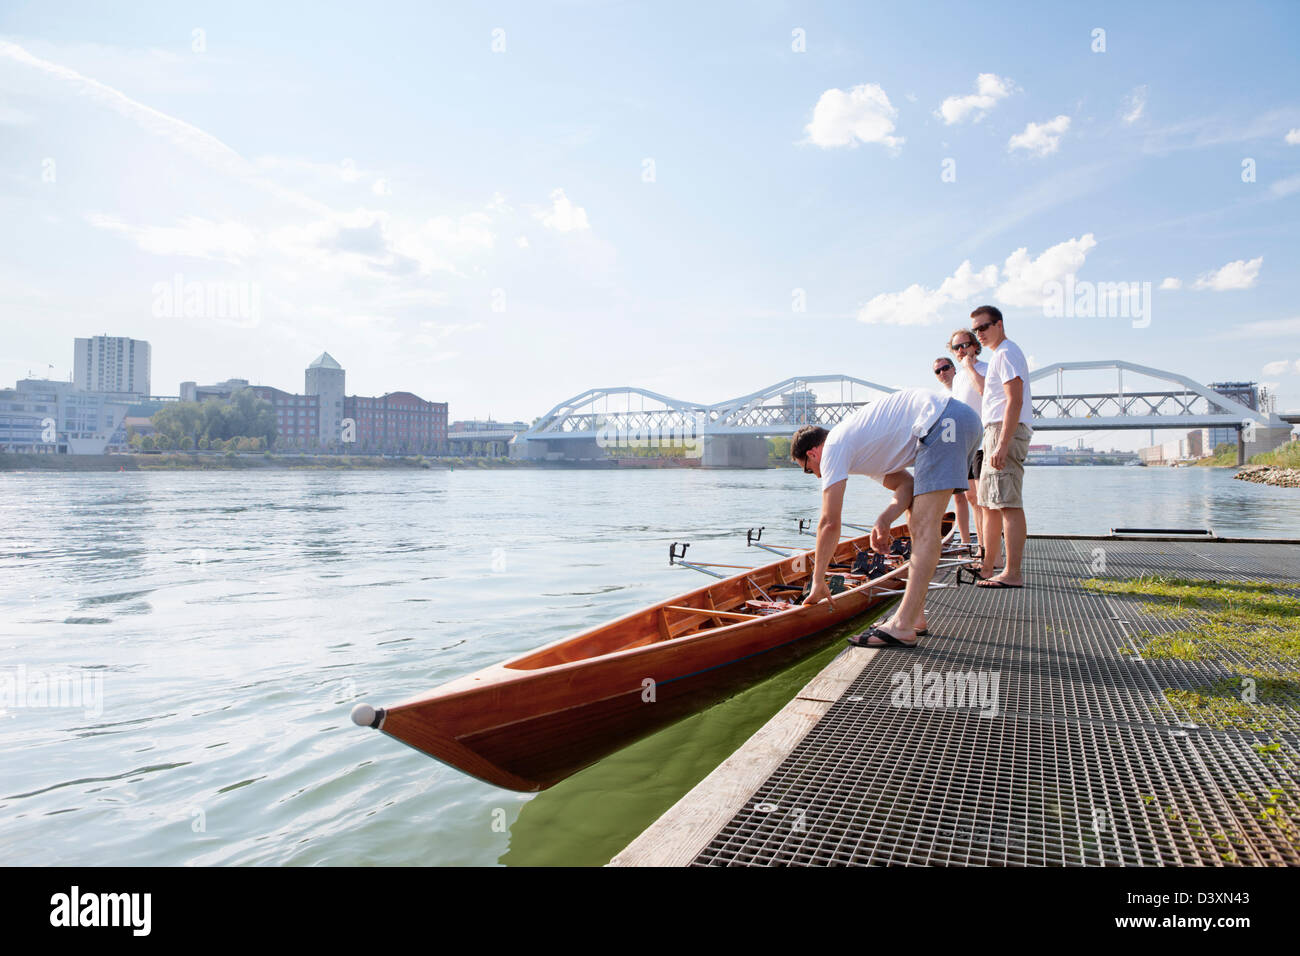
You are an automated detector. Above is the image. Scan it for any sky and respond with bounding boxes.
[2,0,1298,450]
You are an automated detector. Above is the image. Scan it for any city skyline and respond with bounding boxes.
[3,2,1299,452]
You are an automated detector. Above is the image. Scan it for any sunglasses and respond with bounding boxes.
[934,364,954,375]
[952,340,976,350]
[972,318,1001,333]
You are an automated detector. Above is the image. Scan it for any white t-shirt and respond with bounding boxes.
[952,360,988,421]
[820,387,949,490]
[981,340,1034,427]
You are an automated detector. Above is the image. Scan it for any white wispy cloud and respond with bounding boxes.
[1160,277,1182,290]
[86,214,259,263]
[1230,316,1300,338]
[857,234,1096,323]
[0,39,248,179]
[1262,359,1297,376]
[536,188,590,233]
[1008,115,1071,157]
[1121,85,1148,125]
[857,260,998,325]
[1193,256,1262,291]
[1139,108,1300,155]
[1272,173,1300,197]
[1285,128,1300,145]
[804,83,902,149]
[937,73,1013,125]
[996,234,1097,306]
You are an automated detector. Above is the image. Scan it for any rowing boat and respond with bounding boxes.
[353,515,955,791]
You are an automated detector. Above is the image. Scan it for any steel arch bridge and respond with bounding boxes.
[521,362,1281,442]
[1027,361,1275,431]
[524,376,897,442]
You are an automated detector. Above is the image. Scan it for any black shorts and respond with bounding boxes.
[968,448,983,482]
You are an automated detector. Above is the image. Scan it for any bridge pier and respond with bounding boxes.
[513,438,606,461]
[701,435,769,469]
[1244,424,1294,463]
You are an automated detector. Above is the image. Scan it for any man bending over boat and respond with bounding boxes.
[790,387,981,647]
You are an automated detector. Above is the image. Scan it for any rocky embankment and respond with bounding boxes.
[1235,465,1300,488]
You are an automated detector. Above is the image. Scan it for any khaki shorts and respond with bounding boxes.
[977,422,1032,509]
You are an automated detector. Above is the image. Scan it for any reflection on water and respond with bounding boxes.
[0,466,1296,865]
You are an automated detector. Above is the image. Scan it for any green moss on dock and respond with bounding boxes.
[1084,575,1300,733]
[1081,576,1300,665]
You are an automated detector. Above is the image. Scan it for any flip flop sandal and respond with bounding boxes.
[849,625,918,648]
[976,579,1024,589]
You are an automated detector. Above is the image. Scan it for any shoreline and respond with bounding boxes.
[0,453,1160,473]
[1235,464,1300,488]
[0,452,718,472]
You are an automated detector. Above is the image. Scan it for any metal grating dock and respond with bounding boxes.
[692,537,1300,866]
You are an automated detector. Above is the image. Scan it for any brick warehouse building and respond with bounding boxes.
[247,385,321,449]
[246,354,446,454]
[345,391,448,455]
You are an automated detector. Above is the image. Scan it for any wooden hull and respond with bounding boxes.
[373,519,951,791]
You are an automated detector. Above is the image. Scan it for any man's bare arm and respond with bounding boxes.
[812,479,847,587]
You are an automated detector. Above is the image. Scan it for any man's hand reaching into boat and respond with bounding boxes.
[795,461,909,613]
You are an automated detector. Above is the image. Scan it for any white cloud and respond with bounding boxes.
[804,83,903,149]
[256,155,368,187]
[1262,359,1294,376]
[996,233,1097,307]
[516,236,529,248]
[86,214,258,263]
[371,178,391,196]
[937,73,1013,125]
[1121,86,1148,125]
[1008,115,1071,157]
[858,234,1097,323]
[1286,128,1300,145]
[1,39,249,181]
[1160,277,1182,290]
[536,188,590,233]
[1231,316,1300,338]
[1272,173,1300,197]
[1193,256,1262,291]
[857,260,997,325]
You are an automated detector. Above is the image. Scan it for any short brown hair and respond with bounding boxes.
[970,304,1002,324]
[790,425,828,461]
[948,327,981,355]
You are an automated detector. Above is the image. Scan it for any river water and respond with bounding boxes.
[2,465,1297,866]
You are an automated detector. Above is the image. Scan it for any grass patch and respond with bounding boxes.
[1252,439,1300,470]
[1082,576,1300,664]
[1195,442,1240,467]
[1163,676,1299,731]
[1085,575,1300,733]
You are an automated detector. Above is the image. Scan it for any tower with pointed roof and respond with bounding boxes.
[306,352,345,448]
